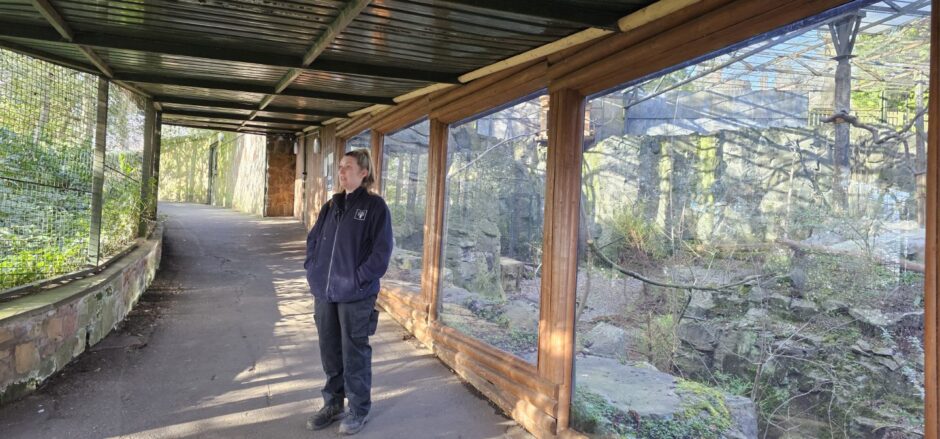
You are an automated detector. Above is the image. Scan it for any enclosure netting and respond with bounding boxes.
[0,49,98,289]
[102,83,146,259]
[0,48,147,290]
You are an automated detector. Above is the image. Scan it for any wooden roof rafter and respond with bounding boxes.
[25,0,151,98]
[0,21,460,84]
[244,0,373,129]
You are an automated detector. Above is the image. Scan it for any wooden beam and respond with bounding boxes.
[926,3,939,437]
[155,97,346,118]
[162,120,293,135]
[0,39,97,75]
[539,88,584,434]
[422,119,449,320]
[28,0,117,80]
[28,0,73,41]
[457,28,612,84]
[139,99,155,237]
[439,0,624,29]
[302,0,371,66]
[162,109,318,127]
[77,45,113,77]
[116,73,394,105]
[617,0,705,32]
[552,0,859,95]
[88,77,108,266]
[0,21,459,84]
[370,130,384,193]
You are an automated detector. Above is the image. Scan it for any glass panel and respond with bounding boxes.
[571,3,929,438]
[382,120,429,288]
[441,93,549,363]
[346,130,370,152]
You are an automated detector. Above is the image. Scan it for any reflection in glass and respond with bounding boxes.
[571,3,929,438]
[346,130,370,152]
[440,93,549,363]
[382,120,429,287]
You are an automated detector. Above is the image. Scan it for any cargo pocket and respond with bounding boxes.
[368,309,379,336]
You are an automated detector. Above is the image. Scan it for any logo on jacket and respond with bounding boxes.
[354,209,368,221]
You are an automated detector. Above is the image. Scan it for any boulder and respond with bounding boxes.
[789,298,819,320]
[849,308,924,333]
[572,356,758,438]
[503,300,539,333]
[582,322,629,359]
[678,321,717,352]
[686,290,716,319]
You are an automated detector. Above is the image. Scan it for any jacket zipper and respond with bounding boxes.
[325,199,353,301]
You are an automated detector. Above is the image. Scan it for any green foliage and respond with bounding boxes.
[612,204,668,261]
[570,388,632,436]
[0,49,146,290]
[572,382,734,439]
[640,313,679,371]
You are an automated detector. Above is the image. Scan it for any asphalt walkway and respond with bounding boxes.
[0,203,530,439]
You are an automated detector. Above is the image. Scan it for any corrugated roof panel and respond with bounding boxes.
[268,95,367,114]
[97,48,291,85]
[255,112,327,124]
[51,0,341,57]
[0,1,49,26]
[291,70,431,98]
[160,104,252,117]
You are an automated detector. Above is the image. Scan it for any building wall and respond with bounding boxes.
[159,131,267,217]
[265,136,295,217]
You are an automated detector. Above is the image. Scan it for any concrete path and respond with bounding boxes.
[0,203,530,439]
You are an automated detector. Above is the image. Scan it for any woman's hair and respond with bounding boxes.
[344,148,375,190]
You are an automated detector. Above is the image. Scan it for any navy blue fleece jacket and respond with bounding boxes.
[304,187,393,303]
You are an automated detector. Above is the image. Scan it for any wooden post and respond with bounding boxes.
[925,3,939,437]
[151,112,161,221]
[538,88,584,434]
[370,129,384,193]
[138,98,155,237]
[88,76,108,264]
[422,119,449,320]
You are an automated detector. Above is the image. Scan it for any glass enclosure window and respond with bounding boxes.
[381,120,429,288]
[571,2,929,438]
[346,130,370,152]
[441,93,549,363]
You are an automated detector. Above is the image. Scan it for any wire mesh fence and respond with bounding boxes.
[102,83,146,260]
[0,48,149,291]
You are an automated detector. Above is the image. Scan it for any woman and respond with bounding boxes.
[303,148,393,435]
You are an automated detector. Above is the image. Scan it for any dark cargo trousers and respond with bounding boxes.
[314,294,380,417]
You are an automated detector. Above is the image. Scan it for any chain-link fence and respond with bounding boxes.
[0,48,150,292]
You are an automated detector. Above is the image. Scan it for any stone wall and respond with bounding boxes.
[158,132,214,203]
[0,227,163,405]
[265,136,296,217]
[159,131,268,216]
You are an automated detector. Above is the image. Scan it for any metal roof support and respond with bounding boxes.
[28,1,107,77]
[0,21,459,84]
[163,109,319,127]
[154,97,347,118]
[26,1,153,98]
[249,0,372,128]
[114,73,394,105]
[439,0,623,29]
